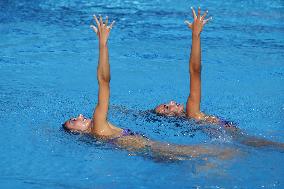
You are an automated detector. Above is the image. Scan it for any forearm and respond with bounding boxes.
[97,43,110,83]
[189,34,201,99]
[189,34,201,73]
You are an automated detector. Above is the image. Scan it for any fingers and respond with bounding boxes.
[108,20,115,29]
[201,10,208,20]
[203,17,212,25]
[93,14,100,28]
[90,25,98,34]
[105,16,108,26]
[93,14,115,32]
[191,7,197,19]
[184,20,192,29]
[197,7,201,19]
[99,15,103,25]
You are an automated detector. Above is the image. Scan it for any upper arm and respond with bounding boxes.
[186,70,201,118]
[93,80,110,125]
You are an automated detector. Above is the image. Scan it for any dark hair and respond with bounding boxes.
[61,123,83,135]
[62,123,71,132]
[149,109,158,115]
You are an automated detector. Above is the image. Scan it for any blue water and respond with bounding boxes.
[1,0,284,188]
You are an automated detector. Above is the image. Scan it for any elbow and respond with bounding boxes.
[190,65,201,74]
[98,75,110,84]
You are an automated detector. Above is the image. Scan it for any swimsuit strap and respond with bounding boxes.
[121,128,135,136]
[107,128,135,144]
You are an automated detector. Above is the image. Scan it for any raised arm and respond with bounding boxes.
[90,15,115,135]
[185,7,211,120]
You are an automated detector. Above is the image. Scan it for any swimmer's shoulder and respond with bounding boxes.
[188,112,220,124]
[201,114,240,132]
[92,121,123,138]
[194,112,237,128]
[108,122,123,132]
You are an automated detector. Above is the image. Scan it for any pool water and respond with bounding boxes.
[0,0,283,188]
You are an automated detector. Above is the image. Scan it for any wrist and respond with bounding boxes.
[192,33,200,39]
[99,41,108,48]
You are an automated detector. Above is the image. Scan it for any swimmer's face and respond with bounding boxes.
[63,114,92,133]
[155,101,184,116]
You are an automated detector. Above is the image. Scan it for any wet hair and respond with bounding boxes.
[154,111,165,117]
[145,109,161,117]
[61,123,83,135]
[142,109,173,122]
[154,109,175,117]
[149,109,157,115]
[153,106,166,116]
[62,123,71,132]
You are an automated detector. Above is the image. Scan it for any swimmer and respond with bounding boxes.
[62,14,235,161]
[154,7,284,150]
[154,7,217,120]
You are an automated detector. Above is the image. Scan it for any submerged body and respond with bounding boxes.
[63,9,283,161]
[65,114,235,160]
[63,11,237,160]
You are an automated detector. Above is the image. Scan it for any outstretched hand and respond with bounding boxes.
[90,15,115,46]
[184,7,212,36]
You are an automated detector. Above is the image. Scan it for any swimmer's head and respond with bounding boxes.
[63,114,92,133]
[155,101,184,116]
